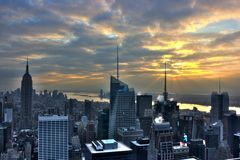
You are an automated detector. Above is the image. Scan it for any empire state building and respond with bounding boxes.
[21,59,33,129]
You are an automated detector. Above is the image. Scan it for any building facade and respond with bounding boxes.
[148,117,174,160]
[38,115,69,160]
[109,77,136,139]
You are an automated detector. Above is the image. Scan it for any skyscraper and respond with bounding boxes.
[148,116,174,160]
[210,92,229,123]
[97,109,109,139]
[38,115,69,160]
[85,100,94,121]
[21,59,33,129]
[110,76,127,108]
[136,95,152,118]
[0,102,3,123]
[154,63,180,141]
[108,77,136,139]
[137,95,153,137]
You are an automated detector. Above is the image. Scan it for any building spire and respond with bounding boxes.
[219,78,221,93]
[163,62,168,101]
[26,56,29,74]
[117,45,119,80]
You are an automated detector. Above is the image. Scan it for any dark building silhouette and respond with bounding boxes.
[21,59,33,129]
[188,139,205,160]
[154,63,180,141]
[136,95,153,137]
[136,95,152,118]
[223,111,240,153]
[0,126,7,153]
[85,100,94,121]
[139,117,152,137]
[86,120,96,143]
[130,137,149,160]
[233,133,240,158]
[0,102,3,123]
[97,109,109,139]
[210,91,229,123]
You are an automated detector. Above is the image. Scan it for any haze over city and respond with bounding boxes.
[1,0,240,95]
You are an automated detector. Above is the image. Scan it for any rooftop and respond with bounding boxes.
[86,141,132,154]
[131,140,149,147]
[101,139,116,144]
[173,145,189,150]
[38,115,68,121]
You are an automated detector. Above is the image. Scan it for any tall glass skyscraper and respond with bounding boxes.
[21,59,32,129]
[109,76,136,139]
[38,115,69,160]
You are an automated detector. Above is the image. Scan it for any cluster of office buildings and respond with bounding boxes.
[1,58,240,160]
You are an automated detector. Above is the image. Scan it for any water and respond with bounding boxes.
[65,92,109,102]
[178,103,240,115]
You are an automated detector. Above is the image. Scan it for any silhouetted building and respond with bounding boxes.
[109,77,136,139]
[139,117,152,137]
[0,126,7,153]
[66,99,75,142]
[233,133,240,158]
[97,109,109,139]
[86,120,96,143]
[148,116,174,160]
[223,111,239,152]
[84,139,132,160]
[0,102,3,123]
[154,63,180,141]
[130,137,149,160]
[116,127,143,147]
[205,122,223,160]
[38,115,69,160]
[136,95,152,118]
[188,139,205,160]
[85,100,94,121]
[210,92,229,123]
[21,59,33,129]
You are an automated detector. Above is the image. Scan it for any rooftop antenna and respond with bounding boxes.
[117,45,119,80]
[26,56,29,74]
[219,78,221,93]
[163,62,168,101]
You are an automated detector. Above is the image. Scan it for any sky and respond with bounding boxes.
[0,0,240,95]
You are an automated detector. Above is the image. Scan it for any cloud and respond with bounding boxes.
[0,0,240,95]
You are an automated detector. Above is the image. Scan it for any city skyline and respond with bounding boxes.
[1,0,240,95]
